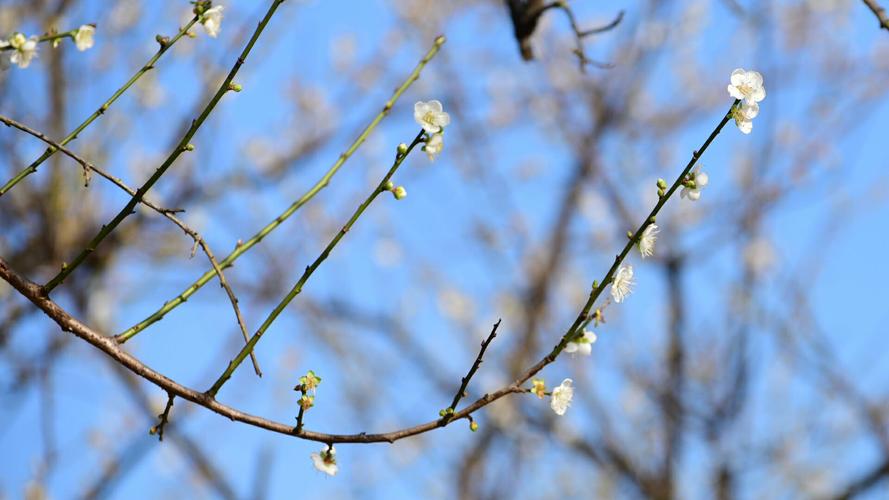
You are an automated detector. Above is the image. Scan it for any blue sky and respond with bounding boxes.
[2,0,889,498]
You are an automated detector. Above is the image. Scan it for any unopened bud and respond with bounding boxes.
[393,186,407,200]
[184,143,195,152]
[228,82,243,92]
[397,143,408,155]
[469,421,479,432]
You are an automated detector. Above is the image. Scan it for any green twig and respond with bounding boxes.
[43,1,286,292]
[0,18,198,196]
[0,113,262,376]
[114,35,447,343]
[517,101,739,387]
[206,129,427,397]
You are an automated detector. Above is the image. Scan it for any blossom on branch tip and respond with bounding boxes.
[610,265,635,303]
[727,68,765,105]
[75,25,95,51]
[7,33,38,68]
[201,6,224,38]
[297,370,322,393]
[564,329,597,356]
[424,133,444,161]
[638,224,659,258]
[680,166,708,201]
[550,378,574,416]
[414,100,450,134]
[310,446,338,476]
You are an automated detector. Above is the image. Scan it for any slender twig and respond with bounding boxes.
[149,393,175,441]
[206,129,426,397]
[0,114,262,375]
[444,319,502,420]
[509,102,739,391]
[0,102,740,445]
[862,0,889,31]
[550,3,623,71]
[0,27,84,51]
[115,35,447,343]
[0,18,198,196]
[42,1,286,292]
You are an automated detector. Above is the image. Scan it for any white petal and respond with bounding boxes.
[696,172,709,187]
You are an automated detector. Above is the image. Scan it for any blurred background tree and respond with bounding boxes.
[2,0,889,498]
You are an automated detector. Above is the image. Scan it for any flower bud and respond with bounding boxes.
[393,186,407,200]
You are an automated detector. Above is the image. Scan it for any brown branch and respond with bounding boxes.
[0,255,529,444]
[862,0,889,31]
[444,319,502,419]
[505,0,623,70]
[0,113,262,377]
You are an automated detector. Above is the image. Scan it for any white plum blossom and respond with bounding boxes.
[610,265,635,303]
[74,25,95,51]
[7,33,38,68]
[638,223,659,258]
[310,445,338,476]
[201,6,224,38]
[414,100,450,134]
[424,133,444,161]
[564,329,597,356]
[727,68,766,105]
[550,378,574,416]
[731,101,759,134]
[680,166,709,201]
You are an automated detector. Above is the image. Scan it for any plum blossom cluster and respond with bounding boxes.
[414,100,450,161]
[727,68,766,134]
[295,370,322,413]
[1,25,94,69]
[535,68,766,419]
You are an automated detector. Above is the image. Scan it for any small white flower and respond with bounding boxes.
[74,25,95,51]
[8,33,38,69]
[680,166,709,201]
[414,100,450,134]
[638,224,659,258]
[424,133,444,161]
[610,265,635,303]
[727,68,766,105]
[564,329,597,356]
[731,101,759,135]
[310,445,338,476]
[550,378,574,416]
[201,6,224,38]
